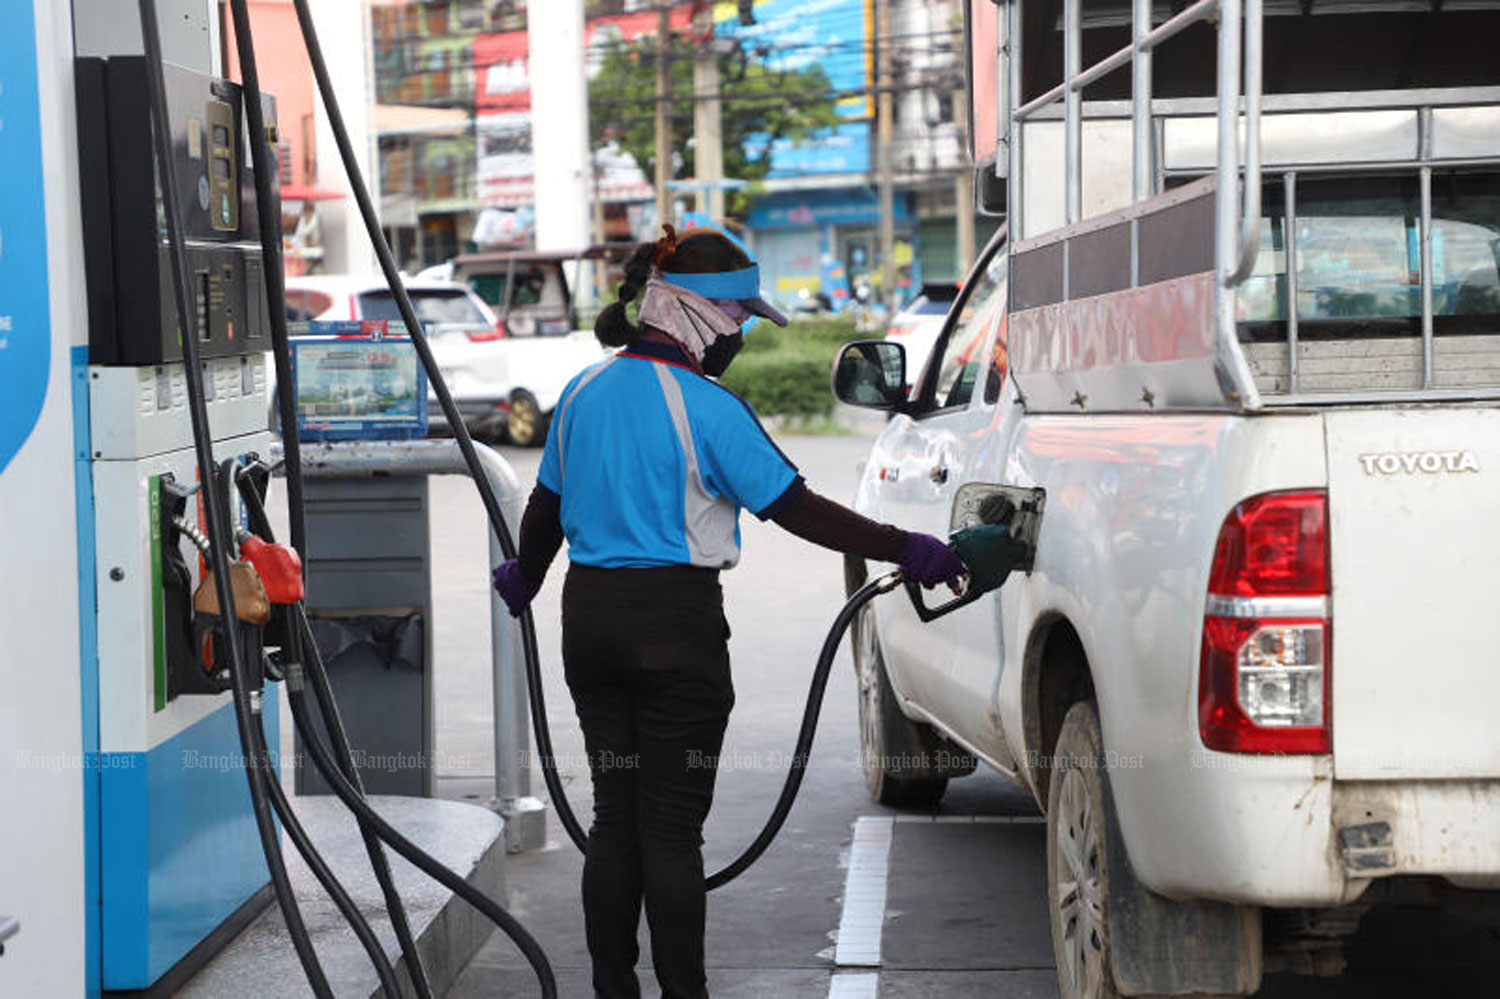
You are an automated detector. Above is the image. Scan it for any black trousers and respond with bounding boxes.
[562,564,735,999]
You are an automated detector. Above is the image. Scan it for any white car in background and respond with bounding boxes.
[284,274,604,446]
[882,283,959,394]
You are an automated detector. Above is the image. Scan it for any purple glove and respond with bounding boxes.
[492,559,543,617]
[898,532,966,591]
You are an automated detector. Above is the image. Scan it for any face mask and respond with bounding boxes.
[700,332,744,377]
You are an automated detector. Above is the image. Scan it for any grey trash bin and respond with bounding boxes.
[294,475,435,798]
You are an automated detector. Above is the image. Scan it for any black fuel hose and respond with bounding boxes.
[134,2,330,995]
[243,684,405,999]
[280,0,588,854]
[706,572,900,887]
[275,0,887,892]
[224,3,434,993]
[281,629,558,999]
[236,466,558,997]
[217,459,407,999]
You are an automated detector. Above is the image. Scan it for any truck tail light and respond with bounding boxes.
[1199,491,1330,754]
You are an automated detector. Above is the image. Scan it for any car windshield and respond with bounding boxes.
[359,289,490,326]
[1238,173,1500,335]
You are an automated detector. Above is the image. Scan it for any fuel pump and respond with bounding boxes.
[74,43,285,993]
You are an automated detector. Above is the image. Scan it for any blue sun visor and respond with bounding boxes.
[660,265,790,326]
[660,266,763,300]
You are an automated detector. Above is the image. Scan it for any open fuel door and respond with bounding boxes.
[951,482,1046,558]
[904,483,1046,622]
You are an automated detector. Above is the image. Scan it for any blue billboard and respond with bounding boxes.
[716,0,872,178]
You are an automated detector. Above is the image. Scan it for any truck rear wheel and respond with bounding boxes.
[1047,700,1120,999]
[853,603,949,809]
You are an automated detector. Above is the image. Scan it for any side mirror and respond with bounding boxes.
[832,340,907,410]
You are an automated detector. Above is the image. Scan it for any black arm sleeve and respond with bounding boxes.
[516,483,565,584]
[770,480,908,563]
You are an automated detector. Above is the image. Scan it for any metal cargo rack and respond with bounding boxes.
[996,0,1500,413]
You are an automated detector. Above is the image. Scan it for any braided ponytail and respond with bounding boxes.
[593,239,660,348]
[593,224,751,348]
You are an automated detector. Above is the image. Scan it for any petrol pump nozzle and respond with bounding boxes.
[951,523,1029,593]
[237,531,305,605]
[902,523,1031,623]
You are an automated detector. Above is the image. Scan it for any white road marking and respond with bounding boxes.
[833,815,894,969]
[827,812,1045,995]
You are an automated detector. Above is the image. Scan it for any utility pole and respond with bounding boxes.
[875,0,896,310]
[593,152,610,300]
[654,3,673,230]
[954,86,976,275]
[692,4,725,221]
[528,0,590,253]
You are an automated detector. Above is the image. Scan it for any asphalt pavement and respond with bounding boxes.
[288,429,1499,999]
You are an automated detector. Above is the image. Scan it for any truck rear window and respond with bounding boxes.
[1238,173,1500,338]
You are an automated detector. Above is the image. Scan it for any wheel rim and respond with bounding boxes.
[508,395,537,442]
[854,606,882,786]
[1054,767,1108,998]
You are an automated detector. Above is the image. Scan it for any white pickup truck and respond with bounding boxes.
[834,3,1500,997]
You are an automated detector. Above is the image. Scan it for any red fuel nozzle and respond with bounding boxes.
[238,532,305,604]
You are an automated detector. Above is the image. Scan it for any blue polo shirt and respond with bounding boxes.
[537,340,802,569]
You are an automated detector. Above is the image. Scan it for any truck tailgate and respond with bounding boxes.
[1327,407,1500,780]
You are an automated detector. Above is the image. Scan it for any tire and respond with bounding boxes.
[1047,700,1120,999]
[505,389,548,448]
[852,602,950,809]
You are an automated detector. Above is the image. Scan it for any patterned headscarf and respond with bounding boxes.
[636,277,742,364]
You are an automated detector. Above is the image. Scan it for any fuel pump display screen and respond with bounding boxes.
[204,97,238,232]
[289,324,429,441]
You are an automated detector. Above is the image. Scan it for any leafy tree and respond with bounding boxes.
[588,35,842,217]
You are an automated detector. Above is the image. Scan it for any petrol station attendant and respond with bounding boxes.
[492,226,963,999]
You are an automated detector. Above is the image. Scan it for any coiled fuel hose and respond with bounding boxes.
[275,0,912,895]
[224,1,438,994]
[221,0,557,996]
[135,1,333,995]
[213,5,919,999]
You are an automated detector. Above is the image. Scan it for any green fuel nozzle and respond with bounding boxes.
[903,522,1033,623]
[950,523,1030,593]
